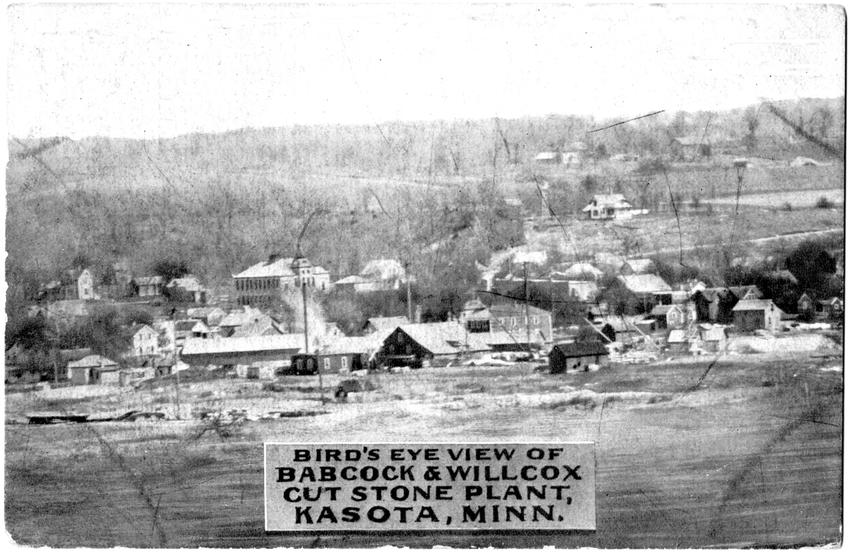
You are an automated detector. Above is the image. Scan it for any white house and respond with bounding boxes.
[129,324,159,357]
[582,194,634,220]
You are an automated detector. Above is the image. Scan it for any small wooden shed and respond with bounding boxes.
[549,342,608,374]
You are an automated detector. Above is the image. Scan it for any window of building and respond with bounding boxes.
[323,358,331,371]
[340,357,348,370]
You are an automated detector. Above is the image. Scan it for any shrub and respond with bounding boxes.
[815,196,835,209]
[782,202,793,211]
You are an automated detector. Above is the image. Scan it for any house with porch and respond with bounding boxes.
[582,194,634,220]
[815,297,844,320]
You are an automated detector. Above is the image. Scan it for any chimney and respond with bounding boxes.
[267,253,282,264]
[415,304,422,324]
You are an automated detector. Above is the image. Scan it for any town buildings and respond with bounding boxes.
[40,268,95,301]
[181,334,307,367]
[233,254,331,305]
[460,301,553,343]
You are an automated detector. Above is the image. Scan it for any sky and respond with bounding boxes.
[6,3,846,139]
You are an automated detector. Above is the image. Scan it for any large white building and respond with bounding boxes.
[233,254,331,305]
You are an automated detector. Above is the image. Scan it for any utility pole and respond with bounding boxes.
[405,261,413,322]
[292,254,324,404]
[171,309,181,420]
[291,208,326,404]
[523,262,531,354]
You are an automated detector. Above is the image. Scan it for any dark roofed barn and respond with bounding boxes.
[549,342,608,374]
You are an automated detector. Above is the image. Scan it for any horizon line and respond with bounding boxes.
[7,95,844,143]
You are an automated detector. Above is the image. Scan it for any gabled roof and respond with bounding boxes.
[488,303,551,318]
[650,304,682,316]
[335,275,368,285]
[129,324,156,337]
[219,306,265,328]
[167,275,204,291]
[667,330,688,343]
[366,316,409,331]
[134,276,163,285]
[728,285,762,300]
[732,299,777,312]
[818,297,843,306]
[181,334,305,356]
[618,274,672,294]
[699,326,727,341]
[175,320,208,333]
[231,316,282,338]
[392,322,491,356]
[67,355,118,369]
[361,259,405,280]
[561,263,604,279]
[582,194,632,211]
[234,257,297,278]
[551,342,608,358]
[462,298,487,312]
[624,258,655,274]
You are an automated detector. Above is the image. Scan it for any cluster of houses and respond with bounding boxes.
[11,246,843,386]
[36,266,208,304]
[35,254,410,309]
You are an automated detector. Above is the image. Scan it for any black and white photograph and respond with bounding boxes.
[4,2,845,548]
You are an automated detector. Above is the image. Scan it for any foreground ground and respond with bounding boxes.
[5,350,843,548]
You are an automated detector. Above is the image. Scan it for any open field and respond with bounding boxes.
[707,188,844,208]
[524,203,843,264]
[6,350,842,548]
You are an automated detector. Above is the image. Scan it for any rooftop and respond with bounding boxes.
[67,355,118,369]
[366,316,409,331]
[134,276,163,285]
[167,275,204,291]
[181,334,305,356]
[732,299,777,312]
[551,342,608,358]
[583,194,632,211]
[618,274,672,294]
[234,256,330,279]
